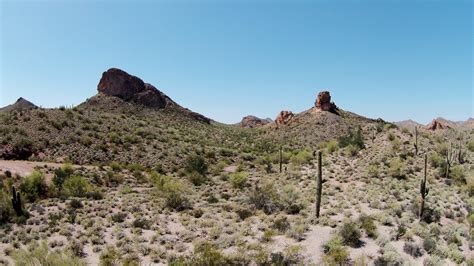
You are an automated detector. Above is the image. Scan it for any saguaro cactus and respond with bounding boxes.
[315,151,326,219]
[419,154,429,220]
[11,186,23,216]
[414,126,418,155]
[279,145,283,173]
[445,142,456,179]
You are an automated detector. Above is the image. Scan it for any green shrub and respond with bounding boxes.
[0,190,14,224]
[188,171,207,186]
[344,144,359,157]
[272,216,290,233]
[152,173,190,211]
[428,152,443,168]
[111,212,127,223]
[12,241,85,266]
[99,246,122,266]
[229,172,248,189]
[339,220,361,247]
[326,140,339,154]
[63,175,91,198]
[450,166,465,184]
[322,236,349,265]
[389,158,405,179]
[184,154,208,176]
[290,150,313,165]
[249,180,280,214]
[19,171,49,202]
[423,237,437,254]
[338,127,364,150]
[468,140,474,152]
[53,163,74,189]
[367,164,379,178]
[359,214,377,238]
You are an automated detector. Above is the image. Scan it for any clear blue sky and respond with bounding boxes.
[1,0,472,124]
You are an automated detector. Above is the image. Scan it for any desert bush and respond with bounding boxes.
[272,216,290,233]
[428,152,443,168]
[229,172,248,189]
[152,173,190,211]
[468,140,474,152]
[338,127,364,150]
[367,164,379,178]
[184,154,208,176]
[249,180,280,214]
[53,163,74,189]
[403,242,423,258]
[322,236,349,265]
[423,237,437,254]
[290,150,313,166]
[133,218,151,229]
[19,171,49,202]
[450,166,465,184]
[188,171,207,186]
[63,175,91,198]
[0,190,14,224]
[359,214,377,238]
[12,241,85,266]
[344,144,359,157]
[111,212,127,223]
[99,246,122,266]
[326,140,339,154]
[338,220,361,247]
[389,157,406,179]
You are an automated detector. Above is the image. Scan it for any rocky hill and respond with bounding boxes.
[0,97,38,113]
[239,115,272,128]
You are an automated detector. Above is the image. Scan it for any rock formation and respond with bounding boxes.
[0,97,38,112]
[275,111,295,127]
[239,116,272,128]
[97,68,210,123]
[426,119,450,131]
[98,68,176,109]
[315,91,338,113]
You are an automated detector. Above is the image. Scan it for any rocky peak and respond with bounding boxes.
[275,111,295,127]
[0,97,38,112]
[239,115,272,128]
[315,91,338,113]
[426,119,450,131]
[97,68,176,109]
[96,68,210,124]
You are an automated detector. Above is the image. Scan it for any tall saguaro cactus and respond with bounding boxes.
[11,186,23,216]
[315,151,325,219]
[419,154,429,221]
[414,126,418,155]
[445,142,456,179]
[279,145,283,173]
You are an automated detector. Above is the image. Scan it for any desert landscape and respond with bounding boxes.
[0,68,472,265]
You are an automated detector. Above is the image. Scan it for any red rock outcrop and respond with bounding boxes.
[426,119,450,131]
[240,116,272,128]
[275,111,295,127]
[98,68,176,109]
[97,68,210,123]
[315,91,338,113]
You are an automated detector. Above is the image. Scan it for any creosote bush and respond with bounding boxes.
[338,220,361,247]
[229,172,248,189]
[322,236,349,265]
[19,171,49,202]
